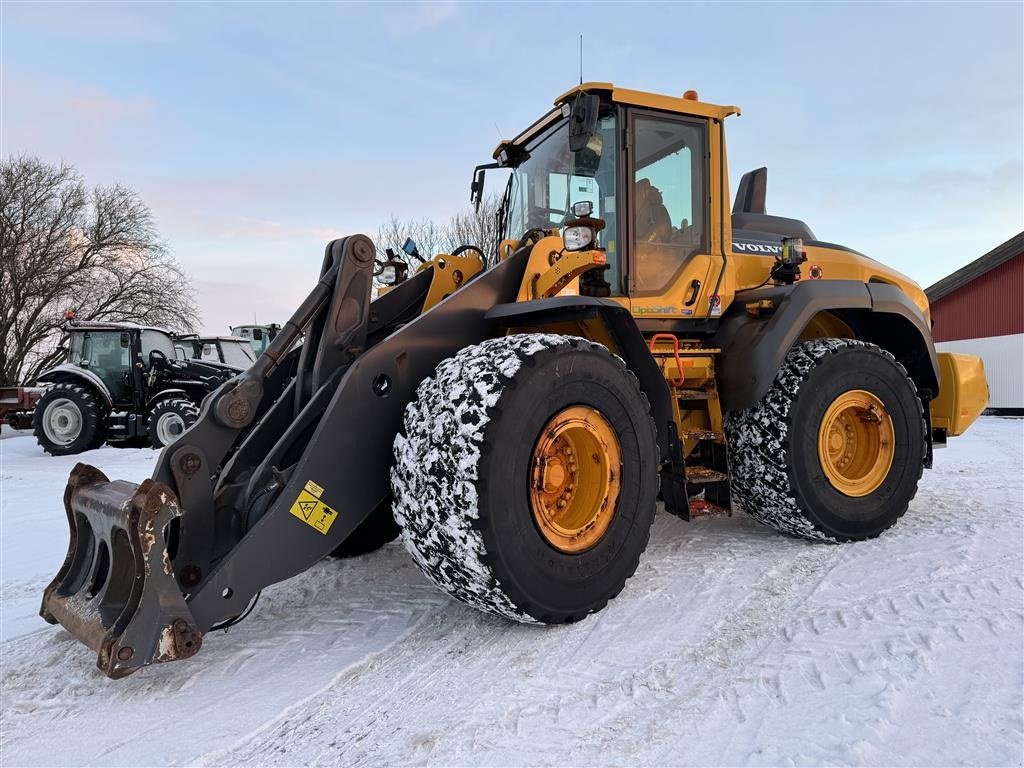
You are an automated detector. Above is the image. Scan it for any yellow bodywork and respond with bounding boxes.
[498,81,930,324]
[447,80,986,483]
[379,252,487,308]
[931,353,989,436]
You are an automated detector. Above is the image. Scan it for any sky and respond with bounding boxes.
[2,1,1021,334]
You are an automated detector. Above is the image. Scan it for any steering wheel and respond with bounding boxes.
[527,208,566,229]
[518,228,549,248]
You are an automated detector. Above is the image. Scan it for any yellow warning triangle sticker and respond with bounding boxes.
[298,500,317,520]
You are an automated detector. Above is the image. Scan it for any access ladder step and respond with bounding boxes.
[685,465,729,484]
[681,429,726,444]
[675,389,711,401]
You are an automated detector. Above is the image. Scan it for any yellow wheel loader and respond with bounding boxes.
[41,83,989,677]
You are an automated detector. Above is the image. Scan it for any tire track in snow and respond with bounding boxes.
[201,523,853,766]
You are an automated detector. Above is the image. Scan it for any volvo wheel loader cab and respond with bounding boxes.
[41,83,989,678]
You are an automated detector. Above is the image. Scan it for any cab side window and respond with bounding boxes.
[140,330,176,366]
[632,116,706,293]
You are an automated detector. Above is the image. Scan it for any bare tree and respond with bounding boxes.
[445,194,502,263]
[375,215,447,272]
[372,194,503,286]
[0,156,198,386]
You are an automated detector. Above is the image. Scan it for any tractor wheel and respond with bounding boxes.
[724,338,926,542]
[148,399,200,449]
[33,383,108,456]
[392,334,659,623]
[329,500,400,558]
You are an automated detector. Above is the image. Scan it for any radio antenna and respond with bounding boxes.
[579,35,583,85]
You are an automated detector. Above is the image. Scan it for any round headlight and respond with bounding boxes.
[563,225,595,252]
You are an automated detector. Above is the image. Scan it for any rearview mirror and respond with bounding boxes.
[120,333,130,348]
[470,167,486,211]
[568,93,601,153]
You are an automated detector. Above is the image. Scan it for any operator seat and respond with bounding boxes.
[634,179,681,291]
[634,179,672,243]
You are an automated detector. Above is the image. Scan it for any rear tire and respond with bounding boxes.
[33,383,107,456]
[392,334,659,623]
[148,399,199,448]
[724,338,926,542]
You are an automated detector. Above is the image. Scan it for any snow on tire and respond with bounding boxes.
[724,338,927,542]
[391,333,659,624]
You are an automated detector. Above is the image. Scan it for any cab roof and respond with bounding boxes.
[64,320,170,334]
[493,82,741,161]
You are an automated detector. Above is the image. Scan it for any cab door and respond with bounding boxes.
[625,110,715,319]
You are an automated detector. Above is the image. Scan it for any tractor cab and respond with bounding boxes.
[65,323,179,406]
[175,334,256,369]
[230,324,282,356]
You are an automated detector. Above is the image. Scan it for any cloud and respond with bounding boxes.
[1,72,183,175]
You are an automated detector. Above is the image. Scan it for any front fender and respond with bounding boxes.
[486,296,673,461]
[146,388,189,409]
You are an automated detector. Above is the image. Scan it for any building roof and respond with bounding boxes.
[926,231,1024,303]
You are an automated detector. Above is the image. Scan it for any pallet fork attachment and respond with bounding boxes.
[41,235,528,677]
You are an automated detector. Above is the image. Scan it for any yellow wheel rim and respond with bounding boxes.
[530,406,622,553]
[817,389,895,497]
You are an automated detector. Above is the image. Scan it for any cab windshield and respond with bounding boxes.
[504,113,619,286]
[218,341,256,368]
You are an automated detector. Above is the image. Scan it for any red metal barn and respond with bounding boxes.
[926,232,1024,413]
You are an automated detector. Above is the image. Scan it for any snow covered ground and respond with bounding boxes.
[1,418,1021,767]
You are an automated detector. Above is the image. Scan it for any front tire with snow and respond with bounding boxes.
[392,334,659,623]
[33,383,108,456]
[724,338,926,542]
[147,399,199,449]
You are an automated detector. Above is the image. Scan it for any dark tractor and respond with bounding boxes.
[32,321,239,455]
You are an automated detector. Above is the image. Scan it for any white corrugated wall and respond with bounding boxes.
[935,334,1023,410]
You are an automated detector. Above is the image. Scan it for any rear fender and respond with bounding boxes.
[713,280,940,413]
[37,365,114,409]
